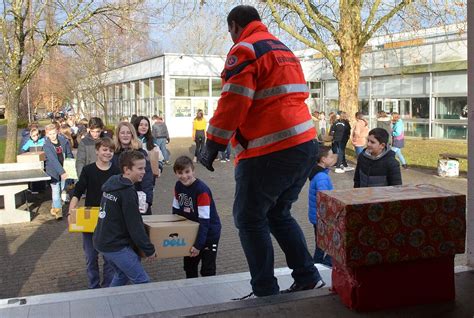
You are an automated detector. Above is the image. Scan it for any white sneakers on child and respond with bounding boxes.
[335,168,345,173]
[335,166,355,173]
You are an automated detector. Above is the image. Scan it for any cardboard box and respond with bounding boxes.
[332,256,455,311]
[438,159,459,177]
[69,207,100,233]
[17,151,45,163]
[317,184,466,267]
[143,215,199,259]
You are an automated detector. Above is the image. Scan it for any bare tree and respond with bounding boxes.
[0,0,140,162]
[263,0,466,117]
[169,2,232,55]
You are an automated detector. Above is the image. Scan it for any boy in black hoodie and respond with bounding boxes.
[354,128,402,188]
[93,150,156,287]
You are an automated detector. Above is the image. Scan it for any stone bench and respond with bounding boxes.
[0,162,50,225]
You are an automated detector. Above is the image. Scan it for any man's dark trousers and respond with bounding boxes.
[233,140,322,296]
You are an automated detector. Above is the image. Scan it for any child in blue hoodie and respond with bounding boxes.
[308,146,337,267]
[21,127,45,153]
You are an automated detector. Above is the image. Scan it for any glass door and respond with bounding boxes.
[383,99,399,114]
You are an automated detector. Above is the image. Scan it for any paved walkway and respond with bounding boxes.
[0,138,468,299]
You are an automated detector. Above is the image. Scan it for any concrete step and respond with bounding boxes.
[135,269,474,318]
[0,265,332,318]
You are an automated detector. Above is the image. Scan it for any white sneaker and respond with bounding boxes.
[232,292,257,300]
[335,168,345,174]
[343,166,355,171]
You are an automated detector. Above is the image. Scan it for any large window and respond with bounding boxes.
[432,123,467,139]
[435,97,467,120]
[190,79,209,97]
[171,78,210,97]
[404,122,429,138]
[171,99,191,117]
[194,99,209,116]
[134,81,140,99]
[411,98,429,119]
[143,80,150,99]
[359,99,369,116]
[324,99,339,114]
[308,81,321,98]
[153,78,163,97]
[212,79,221,97]
[172,79,189,97]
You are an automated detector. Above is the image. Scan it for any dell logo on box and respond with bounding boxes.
[163,238,186,247]
[163,232,186,247]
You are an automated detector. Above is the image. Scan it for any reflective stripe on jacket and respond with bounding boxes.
[207,21,315,162]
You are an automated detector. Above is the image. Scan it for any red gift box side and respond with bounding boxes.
[331,256,455,311]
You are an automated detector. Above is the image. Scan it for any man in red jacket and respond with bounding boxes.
[200,5,324,298]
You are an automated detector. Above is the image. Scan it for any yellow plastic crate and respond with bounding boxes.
[69,207,100,233]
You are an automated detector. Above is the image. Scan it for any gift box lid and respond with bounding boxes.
[319,184,463,205]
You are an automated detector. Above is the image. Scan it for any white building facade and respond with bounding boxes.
[74,25,467,139]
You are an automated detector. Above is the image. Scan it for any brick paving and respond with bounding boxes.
[0,138,468,299]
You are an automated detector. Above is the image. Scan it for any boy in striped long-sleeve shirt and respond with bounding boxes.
[172,156,221,278]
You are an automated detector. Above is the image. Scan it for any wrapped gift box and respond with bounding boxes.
[69,207,100,233]
[317,184,465,267]
[332,256,455,311]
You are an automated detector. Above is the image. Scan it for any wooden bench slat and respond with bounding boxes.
[439,153,468,160]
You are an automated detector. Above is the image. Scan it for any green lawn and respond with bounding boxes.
[345,138,468,173]
[0,119,6,125]
[0,138,5,163]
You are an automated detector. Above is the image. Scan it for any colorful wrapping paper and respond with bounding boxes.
[317,184,466,267]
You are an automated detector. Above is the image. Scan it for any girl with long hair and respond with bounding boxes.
[112,121,155,214]
[134,116,163,178]
[192,109,206,163]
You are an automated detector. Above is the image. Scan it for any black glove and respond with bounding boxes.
[199,144,219,172]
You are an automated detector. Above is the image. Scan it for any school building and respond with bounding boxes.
[73,24,467,139]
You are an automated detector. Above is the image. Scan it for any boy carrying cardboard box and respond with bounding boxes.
[68,137,120,289]
[93,150,156,286]
[172,156,221,278]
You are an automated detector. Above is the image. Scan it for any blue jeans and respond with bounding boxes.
[219,143,232,160]
[391,147,406,165]
[233,140,322,296]
[101,246,150,287]
[83,233,115,288]
[355,146,364,156]
[50,180,65,208]
[333,141,345,168]
[156,138,169,161]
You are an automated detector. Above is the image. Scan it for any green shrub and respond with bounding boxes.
[0,138,5,163]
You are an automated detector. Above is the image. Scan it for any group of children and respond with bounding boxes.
[308,127,402,266]
[60,116,222,288]
[20,109,406,289]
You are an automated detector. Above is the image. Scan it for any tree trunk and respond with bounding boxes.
[4,87,21,163]
[337,51,362,120]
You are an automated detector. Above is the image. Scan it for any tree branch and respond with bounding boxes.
[267,0,340,74]
[361,1,413,47]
